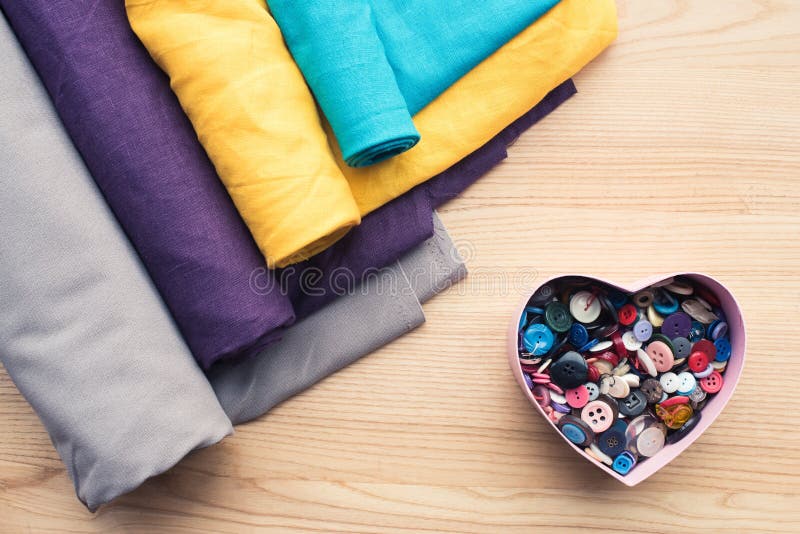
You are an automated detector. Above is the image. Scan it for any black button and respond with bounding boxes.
[619,389,647,417]
[666,413,701,444]
[598,420,628,457]
[640,378,664,404]
[549,351,588,389]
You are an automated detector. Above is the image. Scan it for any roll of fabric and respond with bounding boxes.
[211,214,466,424]
[0,14,233,511]
[0,0,296,370]
[124,0,361,268]
[268,0,560,167]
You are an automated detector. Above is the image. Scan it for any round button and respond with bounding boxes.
[531,284,555,304]
[655,401,694,429]
[659,372,680,394]
[549,351,588,389]
[607,288,628,309]
[692,339,717,361]
[714,338,732,362]
[688,350,710,372]
[545,302,573,333]
[640,378,664,403]
[618,304,638,326]
[612,451,636,476]
[565,385,590,408]
[523,373,533,390]
[708,320,728,340]
[633,320,653,342]
[570,291,602,324]
[522,324,554,355]
[611,331,628,360]
[595,350,620,367]
[688,321,706,342]
[689,384,707,403]
[632,289,655,308]
[568,323,589,348]
[598,420,628,457]
[589,340,614,353]
[637,427,666,457]
[646,340,675,373]
[700,370,724,393]
[584,381,600,401]
[652,290,679,315]
[647,305,665,328]
[664,280,694,295]
[532,385,551,408]
[681,299,718,324]
[672,337,692,360]
[622,330,642,351]
[676,372,697,395]
[661,312,692,338]
[605,376,630,399]
[693,363,714,378]
[635,348,658,377]
[619,389,647,417]
[581,398,616,433]
[557,415,595,448]
[666,413,701,444]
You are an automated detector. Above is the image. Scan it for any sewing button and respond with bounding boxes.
[578,339,599,352]
[589,340,614,353]
[586,364,601,382]
[621,373,640,388]
[688,321,705,342]
[611,331,628,360]
[632,289,655,308]
[636,426,666,457]
[523,373,533,390]
[699,370,724,394]
[545,302,573,333]
[638,378,662,403]
[581,399,615,433]
[531,284,555,304]
[591,358,614,376]
[659,372,680,394]
[619,389,647,417]
[664,280,694,295]
[672,337,692,360]
[665,413,701,444]
[635,348,658,377]
[661,312,692,338]
[570,291,602,324]
[532,385,551,408]
[622,330,642,351]
[693,363,714,378]
[605,375,630,399]
[522,323,554,355]
[551,401,570,414]
[633,320,653,342]
[549,351,588,389]
[708,320,729,341]
[655,401,693,429]
[595,350,620,367]
[676,372,697,395]
[612,451,636,475]
[689,384,707,403]
[568,323,589,348]
[608,288,628,309]
[646,340,675,373]
[618,304,638,326]
[652,289,679,315]
[647,305,665,328]
[557,415,595,447]
[589,443,614,465]
[714,338,732,362]
[565,385,590,408]
[584,381,600,401]
[597,419,628,457]
[688,350,710,373]
[682,299,718,324]
[692,339,717,361]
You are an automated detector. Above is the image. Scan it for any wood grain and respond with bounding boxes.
[2,1,799,531]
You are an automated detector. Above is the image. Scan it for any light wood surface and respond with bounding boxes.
[2,0,799,531]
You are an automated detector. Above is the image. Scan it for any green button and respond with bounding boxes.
[545,301,573,333]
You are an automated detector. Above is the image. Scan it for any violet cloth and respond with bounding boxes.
[0,0,295,370]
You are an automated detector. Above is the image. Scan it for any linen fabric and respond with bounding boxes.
[0,0,296,369]
[268,0,560,167]
[211,214,466,424]
[126,0,616,261]
[0,14,233,511]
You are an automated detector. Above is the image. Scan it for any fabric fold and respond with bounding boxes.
[267,0,559,166]
[0,0,296,369]
[0,14,233,511]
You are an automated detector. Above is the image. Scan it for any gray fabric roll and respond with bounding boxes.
[0,14,233,512]
[210,213,466,424]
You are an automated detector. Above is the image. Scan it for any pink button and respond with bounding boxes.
[646,340,675,373]
[565,385,589,408]
[581,400,614,432]
[700,370,724,393]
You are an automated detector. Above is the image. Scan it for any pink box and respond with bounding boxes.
[507,273,746,485]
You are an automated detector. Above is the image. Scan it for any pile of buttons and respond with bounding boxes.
[517,276,731,476]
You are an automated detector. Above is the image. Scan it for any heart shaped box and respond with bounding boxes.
[507,273,746,486]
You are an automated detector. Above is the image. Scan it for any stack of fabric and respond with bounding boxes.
[0,0,617,510]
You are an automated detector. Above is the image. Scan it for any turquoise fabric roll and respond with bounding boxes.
[268,0,561,167]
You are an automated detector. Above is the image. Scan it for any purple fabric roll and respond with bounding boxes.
[0,0,295,370]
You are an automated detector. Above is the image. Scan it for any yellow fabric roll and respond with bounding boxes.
[126,0,617,266]
[126,0,361,268]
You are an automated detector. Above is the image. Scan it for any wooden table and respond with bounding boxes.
[2,1,799,531]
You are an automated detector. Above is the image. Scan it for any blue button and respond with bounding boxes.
[612,451,637,475]
[598,419,628,457]
[578,338,600,352]
[608,289,628,309]
[714,338,732,362]
[518,311,528,331]
[523,323,554,355]
[561,423,588,445]
[569,323,589,347]
[688,321,705,342]
[653,290,679,315]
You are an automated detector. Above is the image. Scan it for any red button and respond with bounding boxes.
[596,350,620,368]
[688,351,710,372]
[587,364,600,382]
[618,304,637,326]
[566,385,590,408]
[659,395,689,407]
[611,331,628,360]
[692,339,717,361]
[700,371,724,393]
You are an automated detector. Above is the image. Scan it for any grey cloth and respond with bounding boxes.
[0,14,233,512]
[211,213,466,424]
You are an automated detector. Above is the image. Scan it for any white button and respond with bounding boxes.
[592,359,614,375]
[636,427,666,457]
[636,348,658,377]
[659,372,679,394]
[681,299,718,324]
[570,291,602,323]
[584,382,600,401]
[664,281,693,295]
[589,340,613,353]
[550,391,566,404]
[621,373,640,388]
[622,330,642,351]
[676,372,697,394]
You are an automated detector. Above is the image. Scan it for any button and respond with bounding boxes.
[659,372,680,393]
[665,413,701,444]
[621,373,640,388]
[699,370,724,393]
[531,385,551,408]
[581,399,616,433]
[659,395,690,408]
[612,451,636,475]
[672,337,692,360]
[568,323,589,348]
[676,372,697,395]
[681,299,718,324]
[619,389,647,417]
[635,348,658,377]
[586,363,601,382]
[689,385,707,403]
[652,289,679,315]
[693,363,714,378]
[661,312,692,338]
[714,338,732,362]
[551,401,570,414]
[522,324,554,355]
[608,288,628,309]
[618,304,638,326]
[577,339,599,352]
[557,415,595,447]
[640,378,664,404]
[531,284,555,305]
[655,401,693,429]
[708,320,729,340]
[595,350,620,367]
[584,381,600,401]
[591,358,614,375]
[545,302,573,333]
[549,351,588,389]
[636,426,666,457]
[589,442,614,465]
[688,321,706,342]
[646,340,675,373]
[647,305,665,328]
[570,291,602,324]
[692,339,717,361]
[523,373,533,390]
[565,385,590,408]
[589,340,613,353]
[622,330,642,351]
[633,320,653,342]
[611,331,628,360]
[664,280,694,295]
[632,289,655,308]
[688,350,710,372]
[598,420,628,457]
[604,375,630,399]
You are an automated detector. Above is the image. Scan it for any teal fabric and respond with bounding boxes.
[268,0,561,167]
